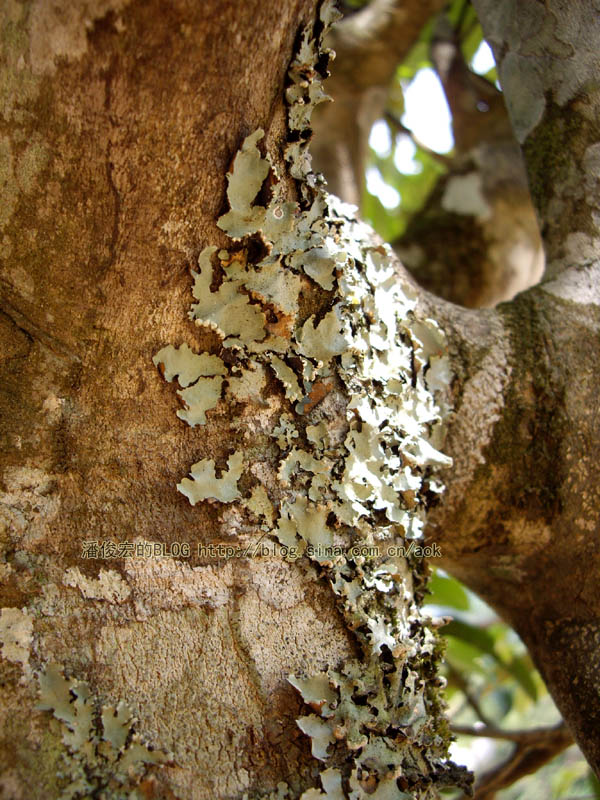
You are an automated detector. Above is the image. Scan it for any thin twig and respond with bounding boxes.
[385,111,454,167]
[451,721,571,745]
[445,663,495,728]
[456,723,574,800]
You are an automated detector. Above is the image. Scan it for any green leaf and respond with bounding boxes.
[444,638,487,677]
[426,572,470,610]
[442,619,538,700]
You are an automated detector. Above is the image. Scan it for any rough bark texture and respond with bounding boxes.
[1,1,360,797]
[1,1,465,798]
[423,270,600,774]
[2,0,600,797]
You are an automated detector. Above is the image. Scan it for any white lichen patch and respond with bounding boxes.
[123,554,232,618]
[176,375,223,426]
[290,242,342,291]
[153,1,465,796]
[177,451,244,505]
[227,364,268,404]
[300,769,345,800]
[153,342,226,386]
[288,673,336,717]
[297,715,336,761]
[0,607,33,680]
[63,567,131,604]
[28,0,130,75]
[283,495,333,558]
[37,662,170,799]
[441,172,492,220]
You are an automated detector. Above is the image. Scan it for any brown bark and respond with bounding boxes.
[2,0,600,796]
[1,1,357,797]
[422,276,600,775]
[0,3,464,799]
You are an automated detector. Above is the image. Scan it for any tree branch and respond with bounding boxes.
[472,0,600,277]
[452,722,572,745]
[417,266,600,775]
[394,14,544,307]
[311,0,447,203]
[446,663,496,728]
[456,723,573,800]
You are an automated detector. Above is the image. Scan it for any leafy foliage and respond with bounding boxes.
[424,572,600,798]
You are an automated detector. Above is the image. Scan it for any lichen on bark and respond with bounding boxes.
[154,3,470,797]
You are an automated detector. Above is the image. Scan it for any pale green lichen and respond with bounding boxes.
[245,261,303,318]
[269,355,304,402]
[272,413,300,449]
[190,245,267,346]
[296,715,335,761]
[296,308,348,365]
[281,495,333,559]
[177,450,244,505]
[217,129,271,239]
[300,769,345,800]
[153,0,470,796]
[153,342,227,426]
[244,484,275,527]
[153,343,227,386]
[37,663,170,800]
[176,375,223,427]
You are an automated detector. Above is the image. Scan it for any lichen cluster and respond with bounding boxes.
[37,663,170,799]
[154,1,470,797]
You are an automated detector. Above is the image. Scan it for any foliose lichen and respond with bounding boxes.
[37,662,171,799]
[154,1,471,797]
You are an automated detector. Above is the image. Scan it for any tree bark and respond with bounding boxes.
[1,1,351,797]
[427,0,600,773]
[2,0,600,797]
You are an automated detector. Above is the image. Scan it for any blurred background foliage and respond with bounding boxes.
[346,0,600,796]
[425,571,600,798]
[362,0,496,241]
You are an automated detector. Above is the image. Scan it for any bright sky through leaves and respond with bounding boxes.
[401,67,453,153]
[367,66,453,209]
[367,40,496,210]
[471,39,495,75]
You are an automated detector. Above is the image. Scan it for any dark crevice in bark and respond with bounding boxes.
[0,291,80,361]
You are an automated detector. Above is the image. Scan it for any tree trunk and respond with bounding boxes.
[1,1,349,797]
[2,0,600,797]
[0,1,465,798]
